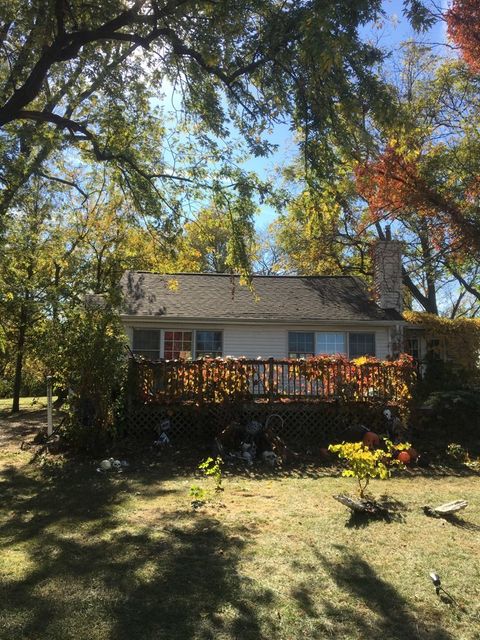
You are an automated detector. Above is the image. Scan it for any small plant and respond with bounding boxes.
[328,440,410,499]
[189,485,207,501]
[198,456,224,492]
[446,442,469,463]
[189,457,224,506]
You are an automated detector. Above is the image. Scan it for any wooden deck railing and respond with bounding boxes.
[127,355,417,406]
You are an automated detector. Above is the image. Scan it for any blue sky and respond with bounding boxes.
[250,0,450,230]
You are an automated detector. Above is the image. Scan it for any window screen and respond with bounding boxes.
[288,332,314,358]
[164,331,192,360]
[195,331,222,357]
[132,329,160,360]
[349,333,376,358]
[316,332,346,356]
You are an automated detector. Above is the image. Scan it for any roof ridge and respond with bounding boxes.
[123,270,358,279]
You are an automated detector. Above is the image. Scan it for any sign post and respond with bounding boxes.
[46,376,53,437]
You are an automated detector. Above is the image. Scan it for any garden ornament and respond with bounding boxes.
[262,450,277,466]
[112,459,122,471]
[245,420,262,436]
[154,432,170,446]
[242,451,253,465]
[99,458,113,471]
[159,418,171,432]
[362,431,380,449]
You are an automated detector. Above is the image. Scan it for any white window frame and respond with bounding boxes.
[162,329,194,360]
[348,331,376,358]
[315,331,347,356]
[132,328,161,360]
[285,330,378,359]
[288,331,315,358]
[194,329,224,358]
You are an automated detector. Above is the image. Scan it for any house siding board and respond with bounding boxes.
[125,322,392,359]
[224,326,286,359]
[224,325,391,359]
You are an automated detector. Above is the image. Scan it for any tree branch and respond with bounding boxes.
[35,170,89,200]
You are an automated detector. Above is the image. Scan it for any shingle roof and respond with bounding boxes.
[119,272,403,323]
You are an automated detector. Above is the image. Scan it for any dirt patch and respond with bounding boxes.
[0,409,61,450]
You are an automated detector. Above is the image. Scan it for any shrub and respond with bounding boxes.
[446,443,469,463]
[189,457,224,505]
[41,302,127,451]
[328,440,410,499]
[198,456,224,492]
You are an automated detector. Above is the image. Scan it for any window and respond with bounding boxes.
[405,338,419,360]
[349,333,376,358]
[164,331,192,360]
[132,329,160,360]
[427,338,442,360]
[195,331,222,357]
[288,332,314,358]
[316,332,346,356]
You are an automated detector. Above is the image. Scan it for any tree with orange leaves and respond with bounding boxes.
[355,141,480,254]
[447,0,480,73]
[277,43,480,317]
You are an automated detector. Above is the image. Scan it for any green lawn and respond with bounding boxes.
[0,448,479,640]
[0,396,56,414]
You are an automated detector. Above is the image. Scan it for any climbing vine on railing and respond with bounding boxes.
[128,354,417,409]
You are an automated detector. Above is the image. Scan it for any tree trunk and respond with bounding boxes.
[418,226,438,315]
[11,304,28,413]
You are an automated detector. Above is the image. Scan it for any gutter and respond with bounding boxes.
[119,315,405,327]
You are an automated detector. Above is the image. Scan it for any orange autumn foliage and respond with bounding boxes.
[355,145,479,252]
[131,354,417,412]
[447,0,480,74]
[355,145,427,218]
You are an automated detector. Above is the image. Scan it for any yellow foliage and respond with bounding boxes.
[166,278,179,292]
[329,440,410,498]
[404,311,480,371]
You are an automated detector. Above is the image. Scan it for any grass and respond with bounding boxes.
[0,396,56,414]
[0,448,479,640]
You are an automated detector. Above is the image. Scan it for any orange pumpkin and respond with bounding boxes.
[407,447,418,462]
[397,451,411,464]
[363,431,380,449]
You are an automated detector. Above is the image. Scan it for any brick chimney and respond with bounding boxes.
[373,228,403,314]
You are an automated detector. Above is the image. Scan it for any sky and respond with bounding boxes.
[249,0,450,230]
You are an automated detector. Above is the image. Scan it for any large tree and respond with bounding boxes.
[276,44,480,317]
[446,0,480,74]
[0,1,434,230]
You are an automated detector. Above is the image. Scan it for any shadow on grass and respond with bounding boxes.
[340,494,408,529]
[290,546,454,640]
[124,444,480,481]
[0,462,275,640]
[434,513,480,532]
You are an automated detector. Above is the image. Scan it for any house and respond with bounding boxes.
[120,239,406,361]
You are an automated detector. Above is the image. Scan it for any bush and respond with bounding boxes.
[414,355,472,400]
[328,440,410,498]
[0,377,12,398]
[415,389,480,453]
[41,302,127,452]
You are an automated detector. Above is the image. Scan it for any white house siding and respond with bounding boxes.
[223,324,391,359]
[123,321,393,360]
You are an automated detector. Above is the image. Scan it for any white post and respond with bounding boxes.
[46,376,53,437]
